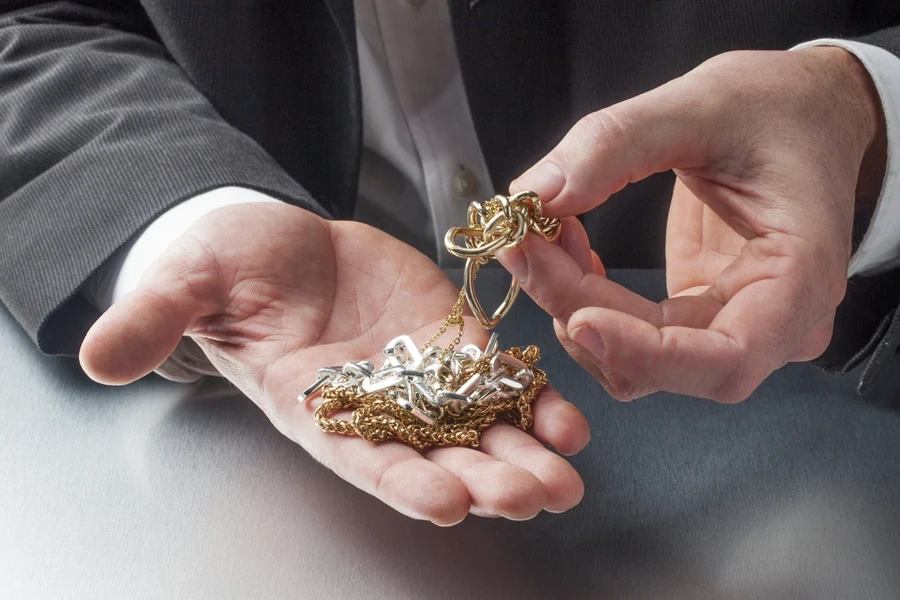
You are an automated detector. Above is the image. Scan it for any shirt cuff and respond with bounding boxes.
[83,186,284,310]
[82,186,284,383]
[792,39,900,277]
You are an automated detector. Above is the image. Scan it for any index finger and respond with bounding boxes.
[567,243,825,402]
[510,79,713,218]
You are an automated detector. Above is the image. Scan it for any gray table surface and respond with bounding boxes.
[2,270,899,599]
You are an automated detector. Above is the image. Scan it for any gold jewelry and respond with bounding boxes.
[299,191,561,450]
[446,190,560,328]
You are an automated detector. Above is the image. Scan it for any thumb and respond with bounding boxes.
[511,79,713,217]
[79,261,220,386]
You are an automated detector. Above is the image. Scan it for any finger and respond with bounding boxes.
[590,251,607,277]
[423,447,547,520]
[80,269,219,385]
[497,233,721,328]
[567,250,825,403]
[557,216,593,274]
[497,234,654,325]
[554,318,638,401]
[567,306,743,401]
[529,386,591,456]
[511,78,712,217]
[291,399,472,526]
[477,423,585,513]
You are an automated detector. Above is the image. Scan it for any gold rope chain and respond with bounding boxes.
[301,191,561,449]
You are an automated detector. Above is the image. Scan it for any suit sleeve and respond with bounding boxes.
[0,1,328,356]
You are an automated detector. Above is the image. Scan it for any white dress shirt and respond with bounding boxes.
[353,0,493,260]
[81,5,900,382]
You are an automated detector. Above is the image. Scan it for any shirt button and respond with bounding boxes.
[452,168,479,198]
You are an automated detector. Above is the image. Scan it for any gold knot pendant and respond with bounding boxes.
[445,190,561,328]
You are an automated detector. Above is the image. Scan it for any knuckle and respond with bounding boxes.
[574,110,629,153]
[697,49,751,72]
[604,371,638,401]
[712,362,761,404]
[539,292,571,322]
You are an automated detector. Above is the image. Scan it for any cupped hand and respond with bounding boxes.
[497,47,885,402]
[80,202,589,524]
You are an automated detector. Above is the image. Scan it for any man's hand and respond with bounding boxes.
[497,48,885,402]
[79,203,589,523]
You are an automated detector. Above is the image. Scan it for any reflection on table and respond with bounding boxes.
[1,270,898,599]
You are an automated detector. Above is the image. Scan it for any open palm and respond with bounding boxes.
[80,202,589,524]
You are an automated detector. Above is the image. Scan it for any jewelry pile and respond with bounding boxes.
[299,191,560,449]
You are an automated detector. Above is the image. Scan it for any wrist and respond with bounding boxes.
[797,47,886,201]
[796,46,886,243]
[802,47,880,144]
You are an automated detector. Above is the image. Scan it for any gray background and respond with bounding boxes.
[2,270,899,599]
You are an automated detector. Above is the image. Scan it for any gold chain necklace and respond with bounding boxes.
[298,190,560,449]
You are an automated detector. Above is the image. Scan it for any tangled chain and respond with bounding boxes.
[314,346,546,449]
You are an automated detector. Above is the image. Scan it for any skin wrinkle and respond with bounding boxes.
[373,456,430,512]
[253,223,340,401]
[159,246,221,320]
[183,228,239,296]
[307,221,358,347]
[710,351,746,403]
[328,224,453,343]
[496,440,540,465]
[455,464,503,518]
[194,211,331,346]
[362,254,411,340]
[455,459,538,519]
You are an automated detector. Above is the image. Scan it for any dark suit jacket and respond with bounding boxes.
[2,0,900,401]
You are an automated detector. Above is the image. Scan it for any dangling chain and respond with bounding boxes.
[421,285,468,359]
[299,191,561,450]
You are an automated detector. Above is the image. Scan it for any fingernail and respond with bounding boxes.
[512,160,565,200]
[496,247,528,282]
[571,326,605,360]
[504,512,540,522]
[432,515,467,527]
